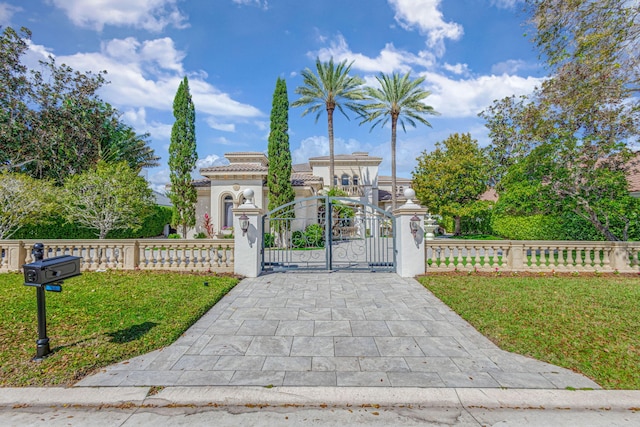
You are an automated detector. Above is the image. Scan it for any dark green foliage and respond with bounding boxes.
[267,77,295,214]
[12,205,172,239]
[304,224,325,247]
[490,214,567,240]
[263,233,275,248]
[168,76,198,237]
[0,27,156,183]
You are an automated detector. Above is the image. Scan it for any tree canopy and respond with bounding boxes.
[0,26,157,184]
[412,133,487,235]
[60,162,154,239]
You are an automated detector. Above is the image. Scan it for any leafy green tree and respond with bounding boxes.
[292,57,365,189]
[412,133,488,235]
[0,172,54,239]
[60,162,154,239]
[527,0,640,95]
[361,72,438,209]
[0,26,157,183]
[480,1,640,241]
[168,76,198,237]
[267,77,295,246]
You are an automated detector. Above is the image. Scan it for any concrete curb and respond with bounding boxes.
[1,387,639,411]
[0,387,150,407]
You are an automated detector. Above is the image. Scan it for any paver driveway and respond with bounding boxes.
[76,272,599,389]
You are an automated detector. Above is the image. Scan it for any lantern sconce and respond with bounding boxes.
[239,213,250,236]
[410,214,420,238]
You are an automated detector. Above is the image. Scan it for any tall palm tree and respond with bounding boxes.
[292,57,365,190]
[361,72,439,209]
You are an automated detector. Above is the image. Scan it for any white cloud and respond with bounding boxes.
[196,154,227,169]
[48,0,188,32]
[147,168,171,193]
[292,136,374,165]
[122,107,172,141]
[30,37,263,120]
[205,118,236,132]
[491,59,537,75]
[443,62,470,76]
[387,0,463,55]
[0,3,21,25]
[313,34,435,74]
[490,0,523,9]
[422,71,543,117]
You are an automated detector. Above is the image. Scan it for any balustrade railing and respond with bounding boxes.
[0,239,234,273]
[426,240,640,273]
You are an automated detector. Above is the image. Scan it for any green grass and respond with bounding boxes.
[418,274,640,389]
[0,271,238,387]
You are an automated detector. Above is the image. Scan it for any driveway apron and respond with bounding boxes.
[75,272,600,389]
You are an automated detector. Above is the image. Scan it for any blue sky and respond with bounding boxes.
[1,0,546,192]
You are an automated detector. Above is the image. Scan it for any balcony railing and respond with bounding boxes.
[335,185,365,196]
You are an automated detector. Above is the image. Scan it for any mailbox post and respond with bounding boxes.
[23,243,81,361]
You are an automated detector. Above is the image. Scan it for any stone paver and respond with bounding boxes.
[75,272,601,389]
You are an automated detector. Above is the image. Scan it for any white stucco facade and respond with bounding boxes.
[189,151,411,238]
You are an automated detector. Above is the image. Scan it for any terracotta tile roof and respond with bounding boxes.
[291,172,322,186]
[192,178,210,187]
[200,163,268,173]
[292,163,312,173]
[479,188,498,202]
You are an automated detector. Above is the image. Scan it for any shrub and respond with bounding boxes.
[304,223,324,248]
[263,233,275,248]
[490,214,566,240]
[168,233,181,239]
[194,232,207,239]
[291,230,305,248]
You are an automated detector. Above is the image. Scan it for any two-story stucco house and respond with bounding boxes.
[190,151,410,238]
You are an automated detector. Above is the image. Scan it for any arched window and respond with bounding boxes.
[353,175,359,186]
[223,195,234,228]
[341,174,350,186]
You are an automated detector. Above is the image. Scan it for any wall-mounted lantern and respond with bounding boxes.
[239,213,250,236]
[410,214,420,238]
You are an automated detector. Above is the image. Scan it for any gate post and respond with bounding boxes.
[233,189,262,277]
[393,189,427,278]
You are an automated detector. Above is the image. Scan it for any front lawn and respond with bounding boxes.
[418,274,640,389]
[0,271,238,386]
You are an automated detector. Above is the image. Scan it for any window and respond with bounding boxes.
[333,175,338,186]
[353,175,359,186]
[223,195,233,228]
[341,174,350,186]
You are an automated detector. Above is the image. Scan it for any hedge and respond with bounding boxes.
[12,205,173,239]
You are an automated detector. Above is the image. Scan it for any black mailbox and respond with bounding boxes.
[23,255,82,287]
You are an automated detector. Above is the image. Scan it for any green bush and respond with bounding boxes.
[304,223,324,248]
[168,233,181,239]
[194,232,207,239]
[291,230,305,248]
[490,214,566,240]
[12,205,172,239]
[263,233,274,248]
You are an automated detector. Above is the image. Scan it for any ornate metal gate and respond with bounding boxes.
[262,196,396,272]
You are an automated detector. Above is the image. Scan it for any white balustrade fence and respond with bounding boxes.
[0,239,234,273]
[1,238,638,275]
[426,240,640,273]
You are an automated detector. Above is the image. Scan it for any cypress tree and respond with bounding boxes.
[168,76,198,237]
[267,77,295,245]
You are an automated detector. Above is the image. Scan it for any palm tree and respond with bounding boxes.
[292,57,365,190]
[361,72,439,209]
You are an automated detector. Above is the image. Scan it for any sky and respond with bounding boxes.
[0,0,547,192]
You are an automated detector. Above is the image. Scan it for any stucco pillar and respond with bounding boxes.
[233,189,263,278]
[393,189,428,278]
